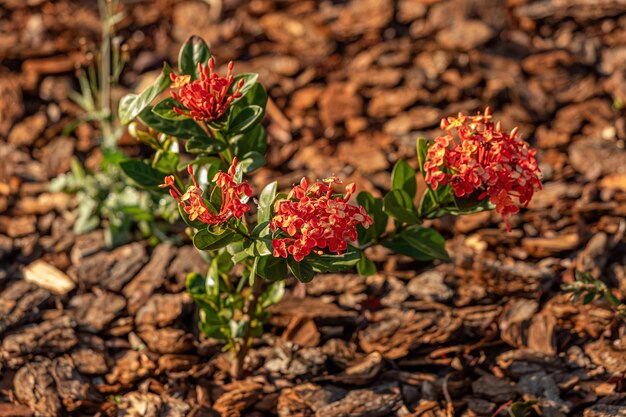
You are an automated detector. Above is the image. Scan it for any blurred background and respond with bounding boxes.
[2,0,626,416]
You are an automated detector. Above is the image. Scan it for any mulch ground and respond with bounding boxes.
[2,0,626,416]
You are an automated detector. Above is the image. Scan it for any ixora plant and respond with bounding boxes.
[117,36,542,379]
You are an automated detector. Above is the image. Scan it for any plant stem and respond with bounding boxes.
[230,277,265,380]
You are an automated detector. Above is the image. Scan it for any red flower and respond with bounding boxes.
[270,178,373,262]
[169,58,244,122]
[161,158,252,225]
[424,107,542,231]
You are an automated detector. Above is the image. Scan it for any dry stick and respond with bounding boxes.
[230,277,266,379]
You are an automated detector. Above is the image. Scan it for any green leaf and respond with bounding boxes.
[230,73,259,104]
[229,105,264,134]
[306,247,362,273]
[383,189,419,225]
[193,228,241,251]
[238,83,268,110]
[357,255,376,276]
[382,226,449,261]
[238,151,265,173]
[138,106,208,139]
[229,319,248,340]
[418,188,449,220]
[287,258,315,283]
[449,195,495,215]
[178,35,211,80]
[507,400,538,417]
[416,137,430,175]
[185,135,227,154]
[356,192,387,244]
[391,159,417,199]
[583,292,596,305]
[181,156,223,183]
[152,97,188,121]
[258,181,277,223]
[119,62,172,125]
[256,256,289,281]
[119,159,165,189]
[231,124,268,157]
[152,150,179,174]
[259,281,285,309]
[186,272,207,299]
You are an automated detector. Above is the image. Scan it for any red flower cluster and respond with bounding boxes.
[160,158,252,225]
[169,57,244,122]
[270,178,373,261]
[424,107,542,231]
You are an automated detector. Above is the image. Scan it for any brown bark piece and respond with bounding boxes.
[0,281,50,335]
[72,242,148,290]
[13,359,62,417]
[123,244,176,313]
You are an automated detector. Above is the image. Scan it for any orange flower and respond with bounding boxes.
[169,58,244,122]
[424,107,542,230]
[270,178,372,261]
[161,158,251,226]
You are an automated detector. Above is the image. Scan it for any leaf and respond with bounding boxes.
[383,189,419,225]
[119,159,165,189]
[152,150,179,174]
[229,105,264,134]
[152,97,188,121]
[186,272,208,299]
[119,62,172,125]
[256,256,289,281]
[185,135,227,154]
[138,106,208,139]
[229,73,259,104]
[193,228,241,251]
[288,258,315,283]
[448,195,495,215]
[178,35,211,80]
[259,281,285,308]
[418,189,449,220]
[391,159,417,199]
[258,181,277,223]
[238,151,265,173]
[507,400,538,417]
[382,226,449,261]
[231,124,268,157]
[357,255,376,276]
[306,247,362,273]
[416,137,430,175]
[238,83,268,110]
[356,191,387,244]
[583,292,596,305]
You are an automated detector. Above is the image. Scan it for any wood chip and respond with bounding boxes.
[23,259,75,295]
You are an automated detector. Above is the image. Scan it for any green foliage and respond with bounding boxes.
[356,191,387,245]
[119,159,168,189]
[382,226,449,262]
[57,2,177,248]
[383,189,420,225]
[391,159,417,200]
[114,35,511,379]
[178,35,211,80]
[119,63,172,125]
[50,151,179,248]
[507,400,539,417]
[563,271,626,316]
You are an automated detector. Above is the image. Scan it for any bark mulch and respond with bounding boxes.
[2,0,626,416]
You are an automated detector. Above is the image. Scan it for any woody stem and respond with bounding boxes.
[230,277,265,380]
